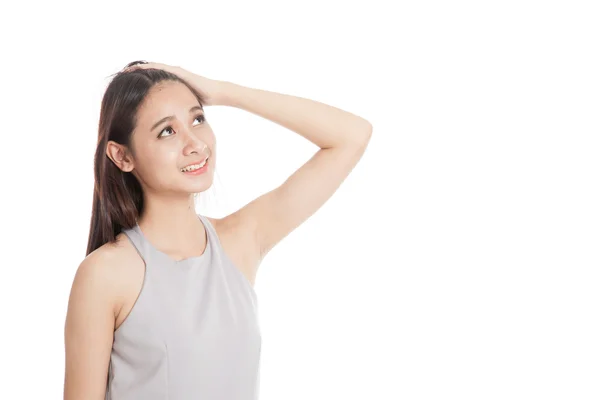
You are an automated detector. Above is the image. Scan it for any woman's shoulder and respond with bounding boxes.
[85,231,142,270]
[74,233,144,314]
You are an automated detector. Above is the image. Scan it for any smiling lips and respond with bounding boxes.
[181,157,208,172]
[181,157,209,174]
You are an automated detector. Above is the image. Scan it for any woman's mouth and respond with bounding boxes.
[180,157,209,175]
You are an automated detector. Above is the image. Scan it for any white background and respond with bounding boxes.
[1,1,599,399]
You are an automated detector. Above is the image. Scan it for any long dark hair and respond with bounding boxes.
[86,61,208,256]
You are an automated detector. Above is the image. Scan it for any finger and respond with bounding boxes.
[123,61,151,71]
[124,65,143,73]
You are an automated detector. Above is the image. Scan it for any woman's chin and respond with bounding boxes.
[182,179,213,194]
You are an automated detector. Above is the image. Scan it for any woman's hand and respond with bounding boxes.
[122,61,230,107]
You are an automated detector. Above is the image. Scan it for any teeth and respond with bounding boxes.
[181,158,207,172]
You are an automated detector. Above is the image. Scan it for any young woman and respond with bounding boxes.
[63,60,372,400]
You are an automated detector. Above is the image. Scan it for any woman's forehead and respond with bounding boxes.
[137,84,201,127]
[142,81,198,112]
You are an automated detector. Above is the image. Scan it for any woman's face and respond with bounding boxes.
[129,81,216,196]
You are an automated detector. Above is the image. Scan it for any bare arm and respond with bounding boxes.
[63,252,119,400]
[221,81,372,149]
[219,82,372,261]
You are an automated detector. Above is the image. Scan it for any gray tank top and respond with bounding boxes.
[105,213,261,400]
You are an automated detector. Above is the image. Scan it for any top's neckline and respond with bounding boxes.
[135,214,210,264]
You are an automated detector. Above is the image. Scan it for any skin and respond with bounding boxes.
[107,79,261,306]
[64,74,372,399]
[64,81,260,399]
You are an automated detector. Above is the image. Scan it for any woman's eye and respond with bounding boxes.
[193,114,206,125]
[158,127,175,138]
[158,115,205,138]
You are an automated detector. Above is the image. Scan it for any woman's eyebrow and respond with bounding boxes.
[151,105,204,131]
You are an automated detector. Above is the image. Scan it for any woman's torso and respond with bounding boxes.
[113,215,258,330]
[105,214,262,400]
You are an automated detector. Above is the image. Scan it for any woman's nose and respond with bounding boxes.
[182,129,208,155]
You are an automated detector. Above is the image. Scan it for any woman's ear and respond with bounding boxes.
[106,140,135,172]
